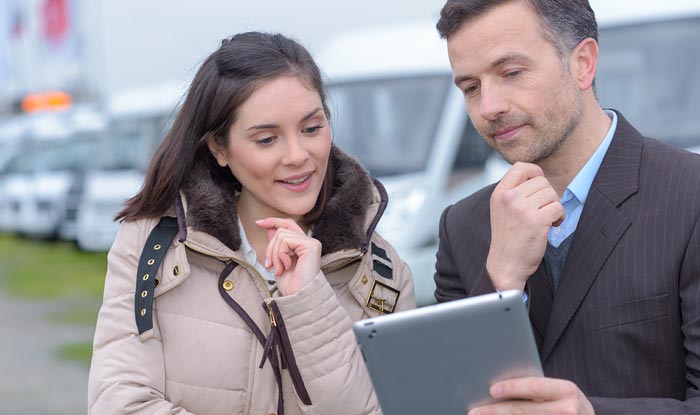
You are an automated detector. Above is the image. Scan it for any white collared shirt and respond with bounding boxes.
[237,219,278,292]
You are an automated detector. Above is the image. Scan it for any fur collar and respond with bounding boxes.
[181,145,376,255]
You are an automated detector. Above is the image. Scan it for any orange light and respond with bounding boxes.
[21,90,73,113]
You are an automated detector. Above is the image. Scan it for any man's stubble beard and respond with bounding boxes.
[482,77,584,165]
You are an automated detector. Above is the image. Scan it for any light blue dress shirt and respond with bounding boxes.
[547,110,618,248]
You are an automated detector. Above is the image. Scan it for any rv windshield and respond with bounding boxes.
[31,135,99,172]
[97,116,167,171]
[597,17,700,147]
[328,75,452,177]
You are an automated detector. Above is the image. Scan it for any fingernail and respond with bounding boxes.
[491,384,502,397]
[468,410,480,415]
[264,258,271,268]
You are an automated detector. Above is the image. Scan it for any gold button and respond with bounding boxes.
[173,265,182,276]
[222,280,234,291]
[154,244,161,250]
[141,290,148,298]
[147,259,155,266]
[142,274,149,281]
[140,308,147,316]
[361,275,368,284]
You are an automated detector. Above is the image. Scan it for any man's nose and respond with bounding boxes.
[478,82,510,121]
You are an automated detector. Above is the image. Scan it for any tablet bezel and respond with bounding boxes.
[353,289,543,414]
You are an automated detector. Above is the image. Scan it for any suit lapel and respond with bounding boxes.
[540,112,642,361]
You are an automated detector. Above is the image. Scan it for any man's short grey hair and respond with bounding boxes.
[436,0,598,62]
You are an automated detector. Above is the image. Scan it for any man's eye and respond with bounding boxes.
[505,69,523,78]
[464,84,479,96]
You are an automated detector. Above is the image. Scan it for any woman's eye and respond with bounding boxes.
[302,125,324,135]
[255,136,276,146]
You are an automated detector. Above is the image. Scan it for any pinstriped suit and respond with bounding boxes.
[434,112,700,414]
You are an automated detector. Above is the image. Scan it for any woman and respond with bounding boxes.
[87,32,415,414]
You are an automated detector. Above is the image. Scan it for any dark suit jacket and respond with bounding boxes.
[434,112,700,414]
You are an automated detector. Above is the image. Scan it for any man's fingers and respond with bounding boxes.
[468,377,589,415]
[468,400,564,415]
[497,162,545,190]
[490,377,572,402]
[511,175,554,199]
[541,201,566,226]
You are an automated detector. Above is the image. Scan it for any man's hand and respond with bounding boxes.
[486,162,564,291]
[255,217,322,296]
[468,377,595,415]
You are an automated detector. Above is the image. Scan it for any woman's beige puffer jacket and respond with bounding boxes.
[87,147,416,415]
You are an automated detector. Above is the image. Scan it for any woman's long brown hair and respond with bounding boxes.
[116,32,333,225]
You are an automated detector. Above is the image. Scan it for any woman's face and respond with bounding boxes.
[209,76,332,222]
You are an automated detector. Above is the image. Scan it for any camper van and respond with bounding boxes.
[0,108,105,239]
[74,83,181,251]
[319,1,700,305]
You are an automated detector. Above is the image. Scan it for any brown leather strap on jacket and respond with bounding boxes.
[217,262,285,415]
[263,301,312,405]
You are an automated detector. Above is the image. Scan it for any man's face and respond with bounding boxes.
[447,0,583,164]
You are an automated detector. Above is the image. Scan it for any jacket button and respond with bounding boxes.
[361,275,368,284]
[222,280,234,291]
[173,265,182,276]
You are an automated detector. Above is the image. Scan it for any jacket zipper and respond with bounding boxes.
[265,299,276,327]
[184,240,273,297]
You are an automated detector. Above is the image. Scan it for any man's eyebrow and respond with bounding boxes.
[246,107,323,131]
[453,52,534,86]
[491,52,533,69]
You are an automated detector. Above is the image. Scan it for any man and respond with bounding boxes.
[434,0,700,414]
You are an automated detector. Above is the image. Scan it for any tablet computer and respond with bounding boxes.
[353,290,542,415]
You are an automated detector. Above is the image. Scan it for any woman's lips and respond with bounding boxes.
[277,172,313,192]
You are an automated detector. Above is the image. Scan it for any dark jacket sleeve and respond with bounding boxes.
[434,185,498,303]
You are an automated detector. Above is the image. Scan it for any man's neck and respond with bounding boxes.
[539,107,613,197]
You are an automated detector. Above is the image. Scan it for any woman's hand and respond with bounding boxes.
[255,217,322,296]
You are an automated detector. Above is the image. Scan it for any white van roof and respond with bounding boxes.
[591,0,700,27]
[106,81,186,119]
[318,21,451,82]
[319,1,700,82]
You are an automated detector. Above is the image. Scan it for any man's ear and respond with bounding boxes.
[206,135,228,167]
[571,37,598,91]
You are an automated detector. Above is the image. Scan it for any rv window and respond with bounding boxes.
[98,116,167,171]
[328,75,452,177]
[597,17,700,148]
[453,121,492,170]
[31,135,99,172]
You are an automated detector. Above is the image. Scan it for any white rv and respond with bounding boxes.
[319,1,700,305]
[0,108,105,239]
[75,83,181,251]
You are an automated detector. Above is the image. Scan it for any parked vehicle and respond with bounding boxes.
[75,83,181,251]
[320,23,509,305]
[319,1,700,305]
[17,107,106,240]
